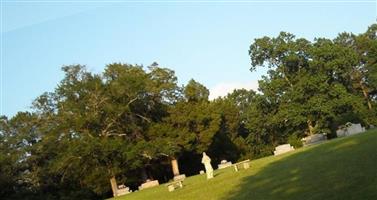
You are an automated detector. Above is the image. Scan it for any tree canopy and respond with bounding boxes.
[1,24,376,200]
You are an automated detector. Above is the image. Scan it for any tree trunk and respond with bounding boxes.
[307,119,315,135]
[110,176,118,197]
[360,81,372,110]
[171,158,180,176]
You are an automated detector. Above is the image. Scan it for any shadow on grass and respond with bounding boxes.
[222,132,377,200]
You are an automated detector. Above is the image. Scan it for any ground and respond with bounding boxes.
[112,129,377,200]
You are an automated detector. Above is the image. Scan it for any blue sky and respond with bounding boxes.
[2,0,376,117]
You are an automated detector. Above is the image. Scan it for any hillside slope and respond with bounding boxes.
[113,130,377,200]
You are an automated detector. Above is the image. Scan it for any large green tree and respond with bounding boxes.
[248,24,377,143]
[24,63,182,197]
[2,23,376,200]
[145,79,221,176]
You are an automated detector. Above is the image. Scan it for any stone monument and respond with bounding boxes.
[173,174,186,181]
[138,179,159,190]
[201,152,214,179]
[110,177,131,197]
[117,185,131,196]
[217,160,232,169]
[273,144,294,156]
[302,133,327,146]
[336,122,365,137]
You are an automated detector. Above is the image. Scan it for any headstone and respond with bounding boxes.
[233,159,250,172]
[173,174,186,181]
[201,152,214,179]
[336,129,346,137]
[337,123,365,137]
[243,162,250,169]
[168,185,175,192]
[370,125,375,129]
[167,180,183,192]
[302,133,327,146]
[117,185,131,196]
[273,144,294,156]
[110,177,132,197]
[199,170,204,175]
[347,123,365,135]
[139,180,159,190]
[218,160,232,169]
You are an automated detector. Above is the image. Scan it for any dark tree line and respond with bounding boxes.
[1,24,376,200]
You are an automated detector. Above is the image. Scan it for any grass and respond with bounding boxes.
[112,129,377,200]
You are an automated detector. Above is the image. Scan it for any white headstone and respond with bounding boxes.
[302,133,327,146]
[337,123,365,137]
[139,180,159,190]
[173,174,186,181]
[274,144,294,155]
[218,161,232,169]
[168,185,175,192]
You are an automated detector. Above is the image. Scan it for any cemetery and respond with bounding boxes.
[2,7,376,199]
[107,123,376,199]
[110,129,377,200]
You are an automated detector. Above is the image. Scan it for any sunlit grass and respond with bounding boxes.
[112,129,377,200]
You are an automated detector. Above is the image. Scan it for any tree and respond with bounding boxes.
[248,24,376,145]
[184,79,210,102]
[145,79,220,176]
[25,63,182,197]
[2,23,376,200]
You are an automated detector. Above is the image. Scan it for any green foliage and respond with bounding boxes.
[288,133,303,149]
[1,24,376,199]
[248,24,377,140]
[184,79,209,102]
[112,129,377,200]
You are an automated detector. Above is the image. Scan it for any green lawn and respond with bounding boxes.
[112,130,377,200]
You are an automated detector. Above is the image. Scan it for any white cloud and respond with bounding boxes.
[209,80,259,100]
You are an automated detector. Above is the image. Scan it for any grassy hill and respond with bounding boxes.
[112,129,377,200]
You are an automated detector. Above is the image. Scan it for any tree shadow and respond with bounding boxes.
[221,133,377,200]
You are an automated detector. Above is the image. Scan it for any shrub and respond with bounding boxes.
[288,133,303,149]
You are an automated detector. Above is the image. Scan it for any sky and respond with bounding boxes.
[1,0,376,117]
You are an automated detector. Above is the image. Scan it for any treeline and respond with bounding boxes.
[1,24,376,199]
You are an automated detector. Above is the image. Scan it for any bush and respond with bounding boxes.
[288,133,303,149]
